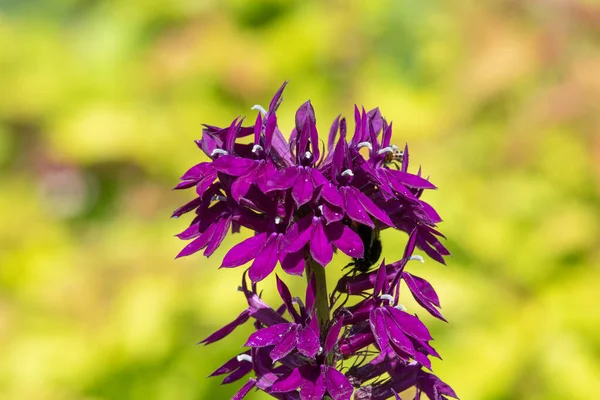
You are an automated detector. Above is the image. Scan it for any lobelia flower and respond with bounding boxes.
[174,82,457,399]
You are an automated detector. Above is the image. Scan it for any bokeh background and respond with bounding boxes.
[1,0,599,399]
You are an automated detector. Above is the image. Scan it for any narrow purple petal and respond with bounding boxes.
[322,202,344,224]
[232,378,256,400]
[222,361,253,384]
[321,183,344,207]
[324,367,353,400]
[324,317,343,355]
[270,326,299,361]
[245,323,293,347]
[402,143,409,172]
[209,352,249,377]
[326,115,341,155]
[384,311,419,362]
[264,113,277,153]
[176,222,217,258]
[268,81,288,112]
[272,368,304,393]
[387,170,436,189]
[292,168,315,207]
[267,166,298,192]
[221,233,268,268]
[277,275,302,323]
[310,219,333,266]
[204,216,231,257]
[212,155,255,176]
[249,234,280,282]
[280,250,305,276]
[386,306,433,342]
[283,216,314,253]
[403,272,446,322]
[297,324,319,358]
[200,309,250,345]
[417,371,458,399]
[231,171,255,203]
[352,187,394,227]
[172,197,203,218]
[374,261,388,297]
[300,367,326,400]
[342,188,374,227]
[369,309,391,353]
[326,223,364,259]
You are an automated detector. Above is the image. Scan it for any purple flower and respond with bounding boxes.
[174,83,456,399]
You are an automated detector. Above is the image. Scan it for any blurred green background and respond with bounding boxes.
[1,0,599,399]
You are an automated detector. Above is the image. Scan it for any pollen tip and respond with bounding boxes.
[380,294,395,306]
[237,354,253,363]
[210,148,228,157]
[251,104,267,115]
[410,255,424,263]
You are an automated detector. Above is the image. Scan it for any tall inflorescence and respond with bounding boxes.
[173,82,457,400]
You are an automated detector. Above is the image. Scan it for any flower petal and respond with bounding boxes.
[283,216,314,253]
[267,166,298,192]
[245,323,293,347]
[270,325,299,361]
[310,219,333,266]
[204,216,231,257]
[342,188,374,227]
[272,367,304,393]
[232,378,256,400]
[221,233,268,268]
[297,323,320,358]
[200,309,250,345]
[249,234,280,282]
[369,308,391,353]
[324,366,353,400]
[292,168,316,207]
[213,155,255,176]
[352,187,394,227]
[324,317,343,355]
[176,222,218,258]
[326,223,364,259]
[403,272,446,322]
[276,275,302,323]
[280,250,305,276]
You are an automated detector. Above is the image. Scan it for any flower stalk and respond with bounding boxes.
[306,258,330,331]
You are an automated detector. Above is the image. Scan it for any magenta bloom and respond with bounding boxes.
[174,83,456,399]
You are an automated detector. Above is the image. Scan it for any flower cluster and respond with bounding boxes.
[173,82,456,399]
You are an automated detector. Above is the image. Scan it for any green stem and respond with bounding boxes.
[305,258,330,331]
[306,259,334,399]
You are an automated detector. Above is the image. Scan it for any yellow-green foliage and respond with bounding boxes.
[0,1,599,399]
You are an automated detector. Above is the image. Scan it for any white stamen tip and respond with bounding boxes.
[237,354,253,363]
[391,144,399,151]
[318,346,323,355]
[318,205,324,213]
[410,255,424,263]
[378,146,394,155]
[341,169,354,177]
[251,105,267,115]
[396,304,407,312]
[274,217,282,224]
[357,142,373,150]
[211,149,228,157]
[211,195,227,202]
[380,294,395,306]
[304,151,312,159]
[252,144,264,153]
